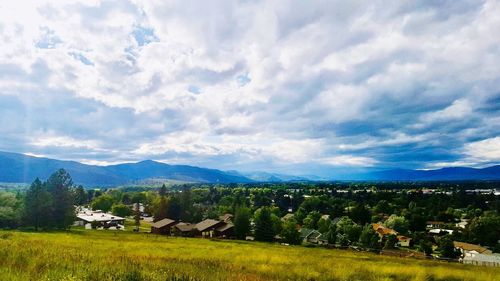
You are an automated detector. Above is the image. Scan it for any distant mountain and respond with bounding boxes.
[360,166,500,181]
[0,151,499,186]
[0,151,252,186]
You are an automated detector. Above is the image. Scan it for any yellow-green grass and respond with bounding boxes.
[0,230,498,281]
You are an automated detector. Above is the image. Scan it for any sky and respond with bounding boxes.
[0,0,499,176]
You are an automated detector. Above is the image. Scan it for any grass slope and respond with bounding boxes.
[0,230,498,281]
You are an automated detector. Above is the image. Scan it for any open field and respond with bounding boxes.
[0,230,499,281]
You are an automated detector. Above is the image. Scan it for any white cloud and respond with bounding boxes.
[0,0,499,174]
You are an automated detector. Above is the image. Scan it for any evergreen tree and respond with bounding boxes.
[180,187,193,222]
[73,185,87,205]
[254,207,275,242]
[154,196,169,222]
[46,169,75,229]
[24,178,52,230]
[234,207,251,240]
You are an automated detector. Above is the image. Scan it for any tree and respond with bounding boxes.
[159,184,167,197]
[234,207,251,240]
[468,212,500,246]
[254,207,276,242]
[336,216,361,244]
[46,169,75,229]
[385,214,409,234]
[349,204,371,225]
[134,203,141,232]
[302,211,321,229]
[112,203,132,217]
[437,236,461,259]
[317,217,332,233]
[180,187,193,222]
[91,195,114,213]
[281,219,301,245]
[359,224,380,249]
[154,196,169,222]
[73,185,87,205]
[0,192,22,229]
[384,234,398,249]
[419,239,433,256]
[24,178,52,230]
[325,222,337,244]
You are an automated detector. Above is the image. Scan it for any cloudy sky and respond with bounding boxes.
[1,0,499,176]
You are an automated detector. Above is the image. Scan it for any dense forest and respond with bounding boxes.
[1,170,499,258]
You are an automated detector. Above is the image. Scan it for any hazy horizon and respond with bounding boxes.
[1,1,499,176]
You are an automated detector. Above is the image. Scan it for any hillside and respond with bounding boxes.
[0,230,498,281]
[0,151,252,186]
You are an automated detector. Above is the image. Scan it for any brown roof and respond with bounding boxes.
[151,218,176,229]
[196,219,225,232]
[216,222,234,232]
[397,235,411,242]
[372,223,398,236]
[454,241,492,254]
[174,222,194,232]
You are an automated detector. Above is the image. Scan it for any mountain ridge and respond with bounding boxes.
[0,151,499,186]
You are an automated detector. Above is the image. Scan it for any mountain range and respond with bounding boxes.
[0,151,499,186]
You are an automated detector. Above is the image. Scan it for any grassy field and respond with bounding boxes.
[0,230,498,281]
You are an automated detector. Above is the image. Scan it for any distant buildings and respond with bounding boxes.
[150,215,235,239]
[75,208,125,230]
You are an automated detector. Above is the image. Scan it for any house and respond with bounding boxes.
[428,228,453,236]
[454,241,492,255]
[195,219,227,238]
[75,209,125,230]
[300,228,323,244]
[150,218,177,235]
[426,221,446,229]
[456,219,469,229]
[281,213,295,221]
[215,222,234,238]
[172,222,195,237]
[372,223,398,238]
[397,235,412,247]
[219,213,234,222]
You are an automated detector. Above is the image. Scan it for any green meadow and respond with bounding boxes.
[0,230,498,281]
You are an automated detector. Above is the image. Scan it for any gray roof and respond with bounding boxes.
[196,219,224,232]
[174,222,194,232]
[216,222,234,232]
[151,218,176,229]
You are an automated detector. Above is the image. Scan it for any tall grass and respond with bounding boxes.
[0,230,498,281]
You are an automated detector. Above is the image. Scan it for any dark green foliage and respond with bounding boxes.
[468,212,500,247]
[0,192,22,228]
[325,222,337,244]
[73,185,87,205]
[46,169,75,229]
[383,234,398,250]
[91,195,114,213]
[437,236,461,259]
[112,204,132,217]
[336,216,361,244]
[281,219,301,245]
[349,204,371,225]
[254,207,276,242]
[23,178,52,230]
[302,211,321,229]
[234,207,251,240]
[359,224,380,249]
[419,239,433,256]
